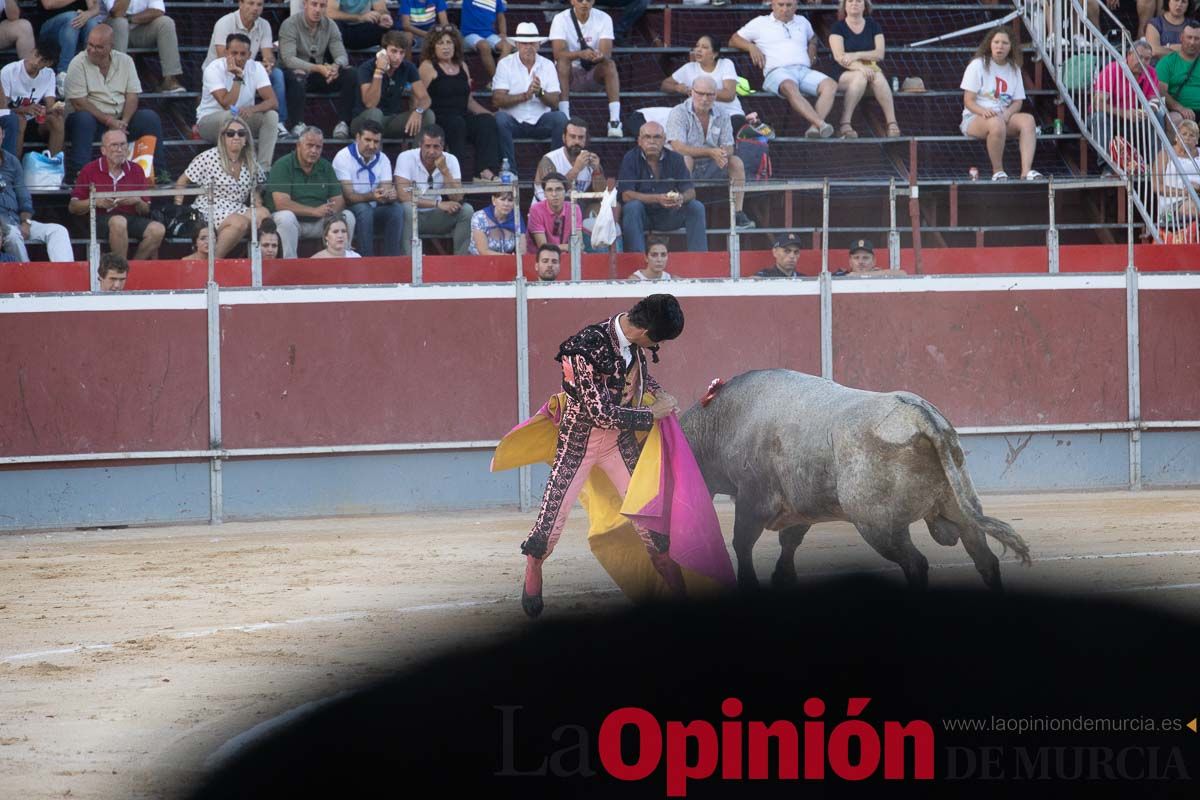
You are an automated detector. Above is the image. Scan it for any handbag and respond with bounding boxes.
[589,188,619,249]
[21,150,65,189]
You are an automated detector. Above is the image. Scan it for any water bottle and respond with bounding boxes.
[500,158,516,185]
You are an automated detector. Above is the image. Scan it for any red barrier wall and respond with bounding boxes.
[832,290,1129,426]
[1139,289,1200,422]
[0,310,209,455]
[219,298,518,447]
[528,296,822,407]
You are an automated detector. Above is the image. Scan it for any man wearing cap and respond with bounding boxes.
[836,238,900,276]
[518,293,688,618]
[492,22,567,175]
[755,232,802,277]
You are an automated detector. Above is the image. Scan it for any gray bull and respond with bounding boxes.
[679,370,1032,591]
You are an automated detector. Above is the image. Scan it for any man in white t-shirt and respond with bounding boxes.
[392,124,473,255]
[332,120,404,256]
[197,33,280,172]
[492,23,567,176]
[730,0,836,138]
[549,0,622,137]
[103,0,186,93]
[0,38,65,157]
[205,0,288,139]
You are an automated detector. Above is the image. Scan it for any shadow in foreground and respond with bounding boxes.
[187,578,1199,798]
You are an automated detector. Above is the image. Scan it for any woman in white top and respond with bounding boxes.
[661,34,747,132]
[311,216,362,259]
[1154,120,1200,228]
[960,27,1041,181]
[631,237,672,281]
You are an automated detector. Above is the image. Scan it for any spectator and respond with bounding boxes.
[68,127,165,258]
[834,238,900,276]
[1147,0,1190,58]
[661,33,747,133]
[960,27,1041,181]
[731,0,836,139]
[1091,38,1161,144]
[311,214,361,257]
[257,217,280,258]
[492,23,567,175]
[630,235,671,280]
[266,126,355,258]
[665,75,755,229]
[174,116,270,258]
[0,0,34,61]
[755,232,802,277]
[1154,119,1200,226]
[398,0,448,48]
[828,0,900,138]
[533,242,560,280]
[354,30,433,140]
[96,251,128,289]
[102,0,186,93]
[0,37,65,158]
[205,0,289,142]
[596,0,650,46]
[418,25,502,180]
[468,187,524,255]
[527,171,583,249]
[196,33,280,173]
[327,0,393,50]
[38,0,102,79]
[549,0,623,137]
[533,116,604,202]
[63,23,163,182]
[393,124,473,254]
[617,121,707,252]
[183,226,211,261]
[0,123,73,261]
[333,119,405,256]
[279,0,358,139]
[1160,21,1200,123]
[461,0,510,85]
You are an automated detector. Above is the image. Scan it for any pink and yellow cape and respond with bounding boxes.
[491,394,735,602]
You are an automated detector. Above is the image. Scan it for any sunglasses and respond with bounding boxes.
[224,129,249,138]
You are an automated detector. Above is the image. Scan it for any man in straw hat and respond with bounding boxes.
[514,294,688,618]
[492,22,567,176]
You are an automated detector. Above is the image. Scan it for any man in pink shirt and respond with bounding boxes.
[1092,39,1161,119]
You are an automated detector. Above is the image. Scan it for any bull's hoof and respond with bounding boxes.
[770,570,797,590]
[521,587,544,619]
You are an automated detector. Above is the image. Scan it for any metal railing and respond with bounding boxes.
[408,181,525,285]
[1017,0,1200,243]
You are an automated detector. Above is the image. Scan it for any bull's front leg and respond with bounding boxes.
[732,504,767,591]
[771,524,811,589]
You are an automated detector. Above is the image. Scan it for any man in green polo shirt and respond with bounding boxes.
[1159,22,1200,122]
[267,125,354,257]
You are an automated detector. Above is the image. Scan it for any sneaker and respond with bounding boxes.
[1023,169,1045,180]
[277,121,289,137]
[607,119,623,137]
[991,170,1009,181]
[291,122,308,138]
[819,122,834,138]
[735,211,756,230]
[160,78,187,94]
[332,121,351,139]
[805,125,822,139]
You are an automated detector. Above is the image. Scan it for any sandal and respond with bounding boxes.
[886,122,902,137]
[839,123,858,139]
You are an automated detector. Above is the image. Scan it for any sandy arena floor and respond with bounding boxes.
[1,490,1199,799]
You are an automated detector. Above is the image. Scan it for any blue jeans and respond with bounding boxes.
[621,199,707,252]
[39,11,90,74]
[65,109,163,180]
[268,65,288,126]
[0,113,18,156]
[595,0,648,39]
[349,200,406,256]
[495,110,567,175]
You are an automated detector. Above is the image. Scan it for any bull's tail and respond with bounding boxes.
[902,397,1033,566]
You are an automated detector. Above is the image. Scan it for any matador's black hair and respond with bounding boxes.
[627,294,684,361]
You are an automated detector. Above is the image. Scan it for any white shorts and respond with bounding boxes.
[763,64,831,96]
[464,33,503,51]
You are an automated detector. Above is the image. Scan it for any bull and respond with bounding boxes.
[679,370,1031,591]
